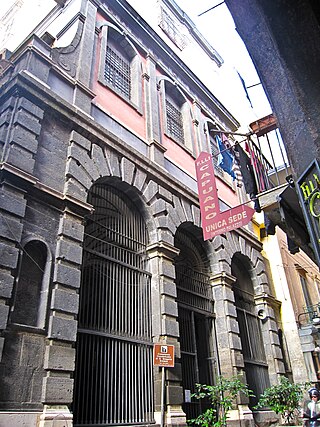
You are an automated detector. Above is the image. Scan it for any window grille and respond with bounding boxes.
[73,184,154,426]
[105,46,131,100]
[166,99,184,143]
[210,135,224,175]
[235,295,269,406]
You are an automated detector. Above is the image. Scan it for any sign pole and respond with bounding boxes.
[153,343,175,427]
[160,366,165,427]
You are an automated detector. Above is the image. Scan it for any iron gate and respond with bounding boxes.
[73,184,154,426]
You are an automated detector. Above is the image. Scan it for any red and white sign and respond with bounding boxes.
[153,344,175,367]
[195,152,255,241]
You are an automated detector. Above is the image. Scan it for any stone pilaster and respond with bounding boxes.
[211,271,243,376]
[147,241,186,427]
[40,209,85,426]
[145,54,162,148]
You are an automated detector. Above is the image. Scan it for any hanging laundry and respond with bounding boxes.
[264,212,276,235]
[234,143,257,196]
[245,139,269,192]
[232,160,243,188]
[222,133,243,188]
[234,143,261,212]
[215,134,236,180]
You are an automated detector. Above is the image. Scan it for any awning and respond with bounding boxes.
[249,113,278,137]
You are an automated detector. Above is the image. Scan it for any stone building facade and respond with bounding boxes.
[0,0,290,426]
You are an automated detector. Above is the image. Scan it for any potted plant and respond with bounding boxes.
[254,376,309,425]
[188,375,255,427]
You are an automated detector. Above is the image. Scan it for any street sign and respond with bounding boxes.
[153,344,175,367]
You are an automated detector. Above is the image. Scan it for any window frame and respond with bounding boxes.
[98,24,143,113]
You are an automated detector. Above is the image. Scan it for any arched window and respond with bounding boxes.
[11,240,48,327]
[73,182,153,426]
[175,227,215,421]
[160,79,194,151]
[98,25,142,111]
[232,253,270,407]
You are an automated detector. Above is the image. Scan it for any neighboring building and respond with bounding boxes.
[225,0,320,267]
[256,221,320,384]
[0,1,312,427]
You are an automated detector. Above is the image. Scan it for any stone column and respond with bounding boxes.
[147,241,186,427]
[211,271,242,375]
[211,271,254,427]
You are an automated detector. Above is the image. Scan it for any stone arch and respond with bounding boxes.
[210,230,269,295]
[65,129,206,248]
[65,130,165,243]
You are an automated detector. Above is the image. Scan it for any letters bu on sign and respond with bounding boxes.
[195,152,255,241]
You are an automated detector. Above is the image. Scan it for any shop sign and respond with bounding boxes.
[195,152,255,241]
[297,159,320,266]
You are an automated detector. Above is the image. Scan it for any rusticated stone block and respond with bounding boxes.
[56,238,83,265]
[44,345,76,371]
[161,298,178,317]
[162,318,179,337]
[48,316,77,342]
[50,288,79,314]
[0,185,26,217]
[0,214,23,242]
[0,270,14,298]
[58,216,84,242]
[53,263,81,289]
[6,144,35,173]
[18,97,44,119]
[0,242,19,269]
[0,303,9,329]
[42,376,74,404]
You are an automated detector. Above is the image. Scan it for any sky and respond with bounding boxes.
[172,0,272,119]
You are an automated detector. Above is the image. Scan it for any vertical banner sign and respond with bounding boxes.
[297,159,320,266]
[195,152,255,241]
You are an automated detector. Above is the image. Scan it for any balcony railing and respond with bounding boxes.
[298,303,320,327]
[248,113,291,193]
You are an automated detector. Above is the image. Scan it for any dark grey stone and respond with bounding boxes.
[53,263,81,289]
[0,242,19,269]
[44,345,75,371]
[42,376,74,404]
[48,316,77,342]
[50,288,79,314]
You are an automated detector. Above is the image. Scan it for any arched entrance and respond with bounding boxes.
[232,253,270,407]
[175,226,216,421]
[73,182,154,426]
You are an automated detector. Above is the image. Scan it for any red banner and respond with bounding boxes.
[195,152,255,240]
